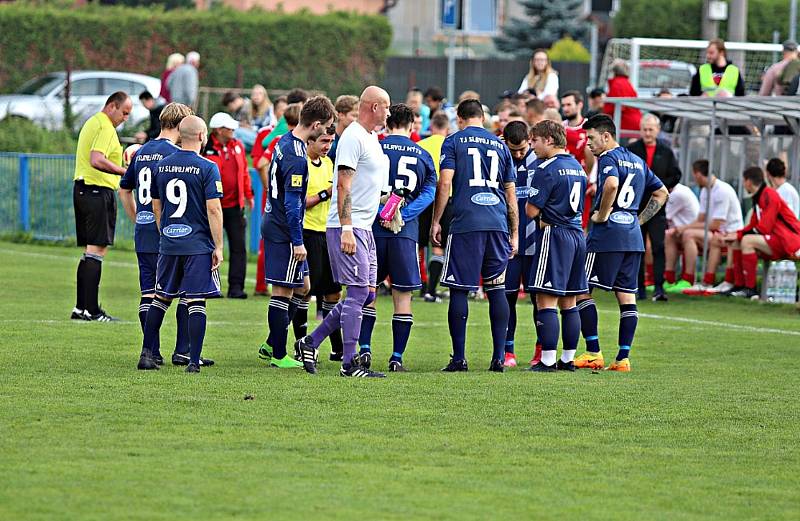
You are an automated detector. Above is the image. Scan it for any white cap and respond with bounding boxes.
[208,112,239,130]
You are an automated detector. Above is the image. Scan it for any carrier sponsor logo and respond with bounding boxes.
[609,211,635,225]
[516,186,531,198]
[471,192,500,206]
[163,224,192,238]
[136,211,156,225]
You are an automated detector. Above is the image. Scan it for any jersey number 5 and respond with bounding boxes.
[467,148,500,188]
[166,178,188,218]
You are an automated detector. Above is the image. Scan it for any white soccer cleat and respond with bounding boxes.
[707,281,734,294]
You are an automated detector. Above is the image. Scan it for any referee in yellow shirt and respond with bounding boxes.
[290,128,345,361]
[71,92,132,322]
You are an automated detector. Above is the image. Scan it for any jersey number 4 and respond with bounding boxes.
[467,148,500,188]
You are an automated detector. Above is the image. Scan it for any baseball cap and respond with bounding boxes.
[783,40,798,51]
[208,112,239,130]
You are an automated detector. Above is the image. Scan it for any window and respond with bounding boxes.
[70,78,103,96]
[439,0,499,35]
[103,78,138,95]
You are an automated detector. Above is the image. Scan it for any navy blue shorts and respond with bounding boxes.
[136,252,158,295]
[376,236,421,290]
[506,255,534,293]
[264,240,309,288]
[528,226,588,296]
[441,231,511,291]
[155,253,221,300]
[585,251,641,293]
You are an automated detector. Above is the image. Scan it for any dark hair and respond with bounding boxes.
[221,91,241,106]
[583,114,616,136]
[503,120,529,145]
[766,157,786,178]
[743,166,765,186]
[692,159,709,177]
[430,112,450,130]
[525,98,544,114]
[300,96,336,127]
[139,90,154,102]
[274,96,288,106]
[511,93,528,102]
[287,88,309,105]
[105,91,129,107]
[588,88,605,99]
[664,166,682,190]
[284,103,302,127]
[424,86,445,102]
[560,90,583,105]
[386,103,415,130]
[456,99,484,120]
[531,120,567,148]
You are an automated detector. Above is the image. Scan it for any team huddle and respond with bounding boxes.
[126,85,668,376]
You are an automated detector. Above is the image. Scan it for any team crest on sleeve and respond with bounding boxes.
[603,166,614,174]
[291,175,303,187]
[215,181,223,193]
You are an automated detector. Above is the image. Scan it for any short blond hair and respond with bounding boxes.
[159,102,194,130]
[166,53,184,70]
[334,95,359,114]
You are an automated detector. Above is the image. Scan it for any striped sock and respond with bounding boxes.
[577,298,600,353]
[187,300,207,365]
[268,296,291,360]
[618,304,638,361]
[358,306,377,353]
[142,297,170,354]
[292,298,310,340]
[390,313,413,361]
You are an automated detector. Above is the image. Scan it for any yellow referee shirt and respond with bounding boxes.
[418,134,445,176]
[73,112,123,190]
[304,155,334,232]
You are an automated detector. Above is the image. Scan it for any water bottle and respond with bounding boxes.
[779,261,790,304]
[379,189,404,222]
[783,261,798,304]
[766,262,780,303]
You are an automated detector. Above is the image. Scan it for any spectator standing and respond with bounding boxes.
[766,158,800,217]
[71,92,131,322]
[759,40,799,96]
[137,91,164,142]
[627,114,680,301]
[525,98,545,127]
[222,91,256,151]
[168,51,200,107]
[690,39,745,97]
[328,94,359,161]
[603,60,642,135]
[250,84,275,129]
[261,88,308,151]
[517,49,559,100]
[586,89,605,118]
[203,112,254,299]
[406,88,429,133]
[159,53,184,104]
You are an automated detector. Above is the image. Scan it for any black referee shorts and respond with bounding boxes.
[73,180,116,247]
[304,229,340,296]
[417,199,452,248]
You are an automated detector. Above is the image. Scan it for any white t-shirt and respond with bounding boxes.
[518,71,559,99]
[666,183,700,228]
[328,121,388,229]
[698,179,743,233]
[776,182,800,217]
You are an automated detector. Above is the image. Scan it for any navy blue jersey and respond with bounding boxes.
[373,134,437,242]
[513,149,538,255]
[528,153,586,231]
[152,150,223,256]
[262,132,308,245]
[440,126,516,234]
[587,147,664,252]
[119,138,180,253]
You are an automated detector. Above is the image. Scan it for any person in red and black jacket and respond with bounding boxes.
[723,167,800,298]
[603,60,642,142]
[203,112,255,298]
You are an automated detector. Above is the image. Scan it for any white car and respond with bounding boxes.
[634,60,697,98]
[0,70,161,131]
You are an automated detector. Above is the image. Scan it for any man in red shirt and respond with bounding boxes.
[561,90,595,229]
[724,167,800,299]
[203,112,254,298]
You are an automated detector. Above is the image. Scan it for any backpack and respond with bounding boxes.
[779,58,800,88]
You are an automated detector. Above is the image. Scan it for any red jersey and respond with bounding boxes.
[738,185,800,258]
[564,117,588,170]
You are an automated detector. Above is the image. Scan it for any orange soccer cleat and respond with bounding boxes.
[606,358,631,372]
[574,352,605,370]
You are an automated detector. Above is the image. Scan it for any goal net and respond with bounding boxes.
[600,37,783,96]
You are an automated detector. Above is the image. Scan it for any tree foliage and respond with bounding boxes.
[495,0,589,57]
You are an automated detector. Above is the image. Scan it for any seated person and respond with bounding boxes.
[722,167,800,298]
[766,157,800,218]
[663,169,700,290]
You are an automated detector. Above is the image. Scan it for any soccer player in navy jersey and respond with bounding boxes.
[431,99,518,373]
[525,120,588,372]
[575,115,669,372]
[137,115,224,373]
[120,103,215,367]
[259,96,336,369]
[357,103,436,372]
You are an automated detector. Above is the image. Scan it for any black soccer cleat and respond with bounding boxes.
[295,336,318,374]
[388,360,407,372]
[185,363,201,373]
[171,353,215,366]
[88,309,120,322]
[730,287,759,299]
[556,359,576,372]
[153,353,164,366]
[137,349,159,371]
[529,361,557,372]
[357,351,372,369]
[441,357,468,372]
[722,285,744,296]
[340,364,386,378]
[329,351,343,362]
[651,291,668,302]
[70,308,89,321]
[489,359,505,372]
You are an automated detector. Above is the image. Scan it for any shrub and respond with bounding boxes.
[0,117,76,154]
[549,37,591,63]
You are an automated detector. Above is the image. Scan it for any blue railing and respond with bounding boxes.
[0,152,266,252]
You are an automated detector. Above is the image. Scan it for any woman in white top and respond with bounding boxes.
[518,49,559,100]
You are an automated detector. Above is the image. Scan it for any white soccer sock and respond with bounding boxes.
[541,349,557,366]
[561,349,576,363]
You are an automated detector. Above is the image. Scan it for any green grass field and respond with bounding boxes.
[1,241,799,520]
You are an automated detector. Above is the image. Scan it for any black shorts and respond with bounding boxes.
[304,229,340,297]
[73,180,116,247]
[418,199,452,248]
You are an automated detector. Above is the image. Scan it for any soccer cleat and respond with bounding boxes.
[185,363,201,373]
[730,287,759,299]
[489,359,505,372]
[294,336,318,374]
[153,353,164,366]
[707,281,735,295]
[137,349,159,371]
[606,358,631,372]
[529,344,543,366]
[441,357,468,372]
[556,359,576,371]
[329,351,343,362]
[528,361,556,372]
[172,353,214,366]
[270,356,303,369]
[340,364,386,377]
[503,352,517,368]
[357,351,372,369]
[651,290,668,302]
[682,282,712,296]
[722,285,744,296]
[257,342,272,362]
[388,360,407,372]
[574,352,605,370]
[664,280,692,294]
[88,309,119,322]
[70,308,89,321]
[423,293,442,303]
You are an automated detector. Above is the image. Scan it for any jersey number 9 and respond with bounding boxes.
[166,178,188,218]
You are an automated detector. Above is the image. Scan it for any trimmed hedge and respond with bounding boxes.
[0,5,392,97]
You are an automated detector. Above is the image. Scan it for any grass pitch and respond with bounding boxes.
[0,241,798,520]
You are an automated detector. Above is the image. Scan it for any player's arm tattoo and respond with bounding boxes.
[639,186,669,225]
[337,166,356,225]
[504,182,519,236]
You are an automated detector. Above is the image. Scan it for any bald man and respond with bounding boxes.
[137,115,225,373]
[295,86,391,378]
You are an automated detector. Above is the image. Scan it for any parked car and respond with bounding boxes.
[0,70,161,131]
[635,60,697,97]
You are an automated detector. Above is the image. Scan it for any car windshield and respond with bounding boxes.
[639,67,693,89]
[15,74,65,95]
